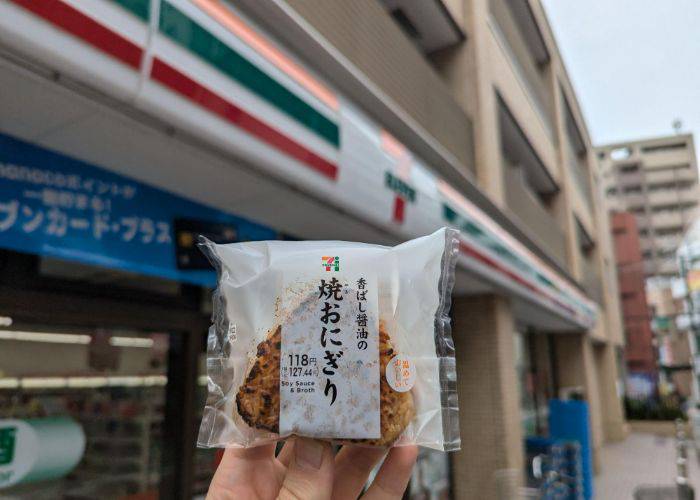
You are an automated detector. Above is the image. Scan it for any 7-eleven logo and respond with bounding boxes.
[381,132,416,225]
[322,256,339,271]
[385,171,416,224]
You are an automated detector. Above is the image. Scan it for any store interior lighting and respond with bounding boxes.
[0,375,168,390]
[0,330,91,344]
[0,330,155,347]
[109,336,155,348]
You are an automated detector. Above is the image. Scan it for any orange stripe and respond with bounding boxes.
[192,0,339,112]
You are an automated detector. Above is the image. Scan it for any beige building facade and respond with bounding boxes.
[597,134,700,278]
[236,0,627,496]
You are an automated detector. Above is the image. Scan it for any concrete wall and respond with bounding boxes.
[451,295,524,499]
[282,0,475,176]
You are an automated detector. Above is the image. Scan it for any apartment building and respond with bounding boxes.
[611,212,656,386]
[0,0,625,498]
[598,134,700,278]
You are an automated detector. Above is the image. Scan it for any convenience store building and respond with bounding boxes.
[0,0,626,498]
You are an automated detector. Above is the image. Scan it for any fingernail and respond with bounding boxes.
[295,438,325,469]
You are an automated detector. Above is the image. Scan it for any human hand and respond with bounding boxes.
[206,437,419,500]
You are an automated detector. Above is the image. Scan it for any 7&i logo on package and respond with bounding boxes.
[322,256,340,272]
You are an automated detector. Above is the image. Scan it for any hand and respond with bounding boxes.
[206,437,419,500]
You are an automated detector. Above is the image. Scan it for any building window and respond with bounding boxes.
[606,187,617,196]
[641,142,687,153]
[623,185,642,194]
[514,331,555,438]
[648,182,676,191]
[619,163,640,174]
[657,250,673,260]
[656,226,683,236]
[647,163,691,172]
[652,204,680,213]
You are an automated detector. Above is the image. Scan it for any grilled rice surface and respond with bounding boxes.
[235,324,414,446]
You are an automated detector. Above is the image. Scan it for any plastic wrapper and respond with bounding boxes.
[197,227,460,451]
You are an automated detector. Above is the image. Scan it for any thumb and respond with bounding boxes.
[278,438,334,500]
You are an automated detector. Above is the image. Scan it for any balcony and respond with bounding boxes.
[580,255,604,305]
[652,211,684,229]
[680,185,700,204]
[645,168,677,184]
[648,189,680,206]
[618,169,645,188]
[643,260,657,276]
[380,0,465,53]
[655,233,683,253]
[565,143,593,214]
[489,0,554,139]
[621,192,645,207]
[504,167,567,268]
[639,236,653,254]
[642,147,691,169]
[674,165,698,182]
[658,259,679,276]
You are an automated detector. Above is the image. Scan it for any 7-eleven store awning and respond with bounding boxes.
[0,0,596,331]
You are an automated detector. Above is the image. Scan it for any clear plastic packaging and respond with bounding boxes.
[197,228,460,451]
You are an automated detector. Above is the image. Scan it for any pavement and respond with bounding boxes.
[596,432,700,499]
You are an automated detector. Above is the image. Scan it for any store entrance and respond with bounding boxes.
[0,250,213,499]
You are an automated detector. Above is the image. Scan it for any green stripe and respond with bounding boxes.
[158,2,339,147]
[443,203,591,314]
[108,0,150,21]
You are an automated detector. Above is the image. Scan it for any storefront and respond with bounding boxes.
[0,0,603,498]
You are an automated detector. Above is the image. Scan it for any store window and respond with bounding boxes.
[514,331,556,437]
[0,328,169,498]
[406,449,451,499]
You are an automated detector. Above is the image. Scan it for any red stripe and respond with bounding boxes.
[150,58,338,180]
[10,0,143,69]
[459,241,577,317]
[392,196,405,223]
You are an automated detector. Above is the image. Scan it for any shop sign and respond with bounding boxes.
[0,133,277,286]
[0,0,597,328]
[653,316,672,332]
[0,418,85,489]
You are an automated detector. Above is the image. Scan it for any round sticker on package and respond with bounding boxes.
[385,354,416,392]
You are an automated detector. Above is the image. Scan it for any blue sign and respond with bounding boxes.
[0,132,278,285]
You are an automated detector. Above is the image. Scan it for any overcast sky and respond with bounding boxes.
[541,0,700,147]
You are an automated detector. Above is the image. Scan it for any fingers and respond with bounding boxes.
[276,439,295,467]
[278,438,334,500]
[207,444,279,498]
[332,445,386,500]
[361,445,418,500]
[220,443,277,463]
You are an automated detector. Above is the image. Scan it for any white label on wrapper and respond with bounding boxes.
[280,255,380,439]
[385,354,416,392]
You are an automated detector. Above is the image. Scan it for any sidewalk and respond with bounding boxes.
[596,432,700,499]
